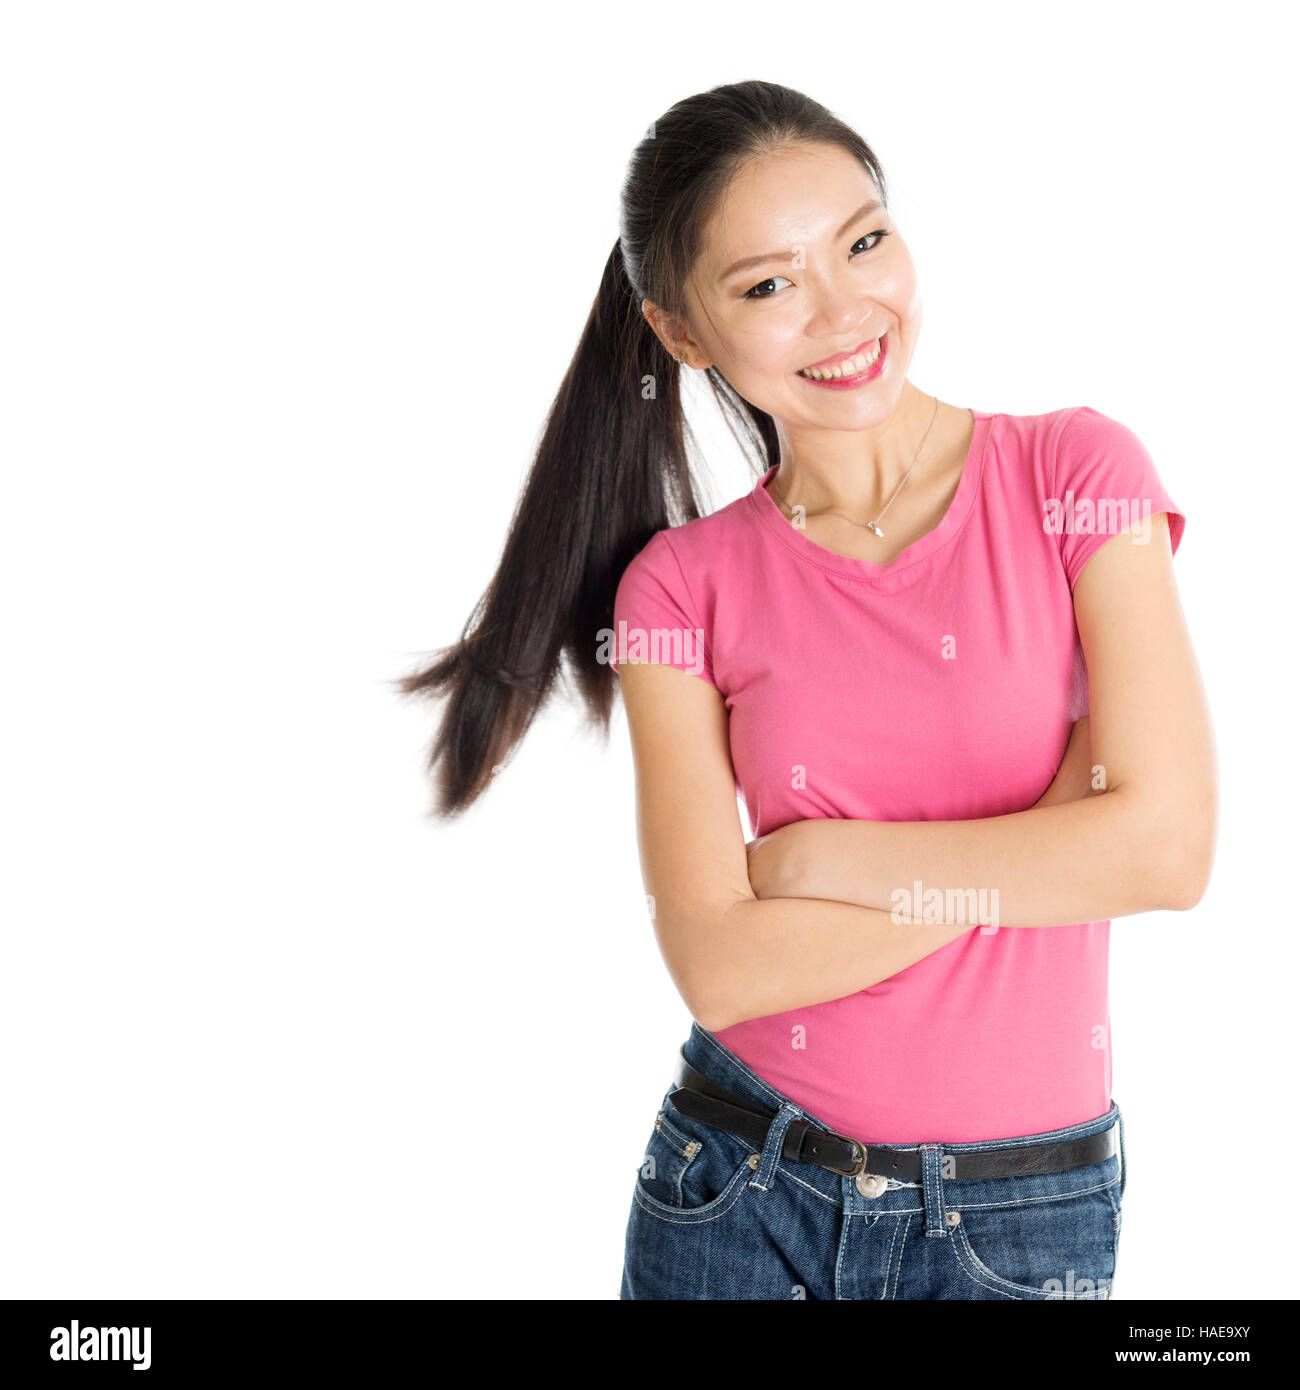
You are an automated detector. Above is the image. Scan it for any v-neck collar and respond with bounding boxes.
[745,409,993,581]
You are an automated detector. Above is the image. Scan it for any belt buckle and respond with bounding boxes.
[822,1130,870,1178]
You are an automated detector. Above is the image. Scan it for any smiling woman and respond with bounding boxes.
[394,79,1216,1301]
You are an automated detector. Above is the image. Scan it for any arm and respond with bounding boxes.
[619,658,973,1033]
[748,514,1218,926]
[748,711,1096,882]
[1029,714,1098,809]
[746,713,1098,915]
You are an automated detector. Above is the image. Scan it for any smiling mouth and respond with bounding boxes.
[797,334,885,380]
[796,333,887,381]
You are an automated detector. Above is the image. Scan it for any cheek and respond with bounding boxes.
[718,317,806,382]
[885,251,922,326]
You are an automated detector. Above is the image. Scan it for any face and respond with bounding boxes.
[647,142,922,432]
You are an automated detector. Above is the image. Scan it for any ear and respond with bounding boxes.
[641,298,708,370]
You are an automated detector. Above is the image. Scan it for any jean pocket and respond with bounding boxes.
[632,1088,761,1224]
[947,1174,1120,1300]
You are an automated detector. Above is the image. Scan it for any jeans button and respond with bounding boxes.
[855,1172,888,1198]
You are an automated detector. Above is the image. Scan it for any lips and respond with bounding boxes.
[800,336,881,373]
[796,332,887,383]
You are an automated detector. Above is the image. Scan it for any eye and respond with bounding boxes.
[852,229,891,255]
[742,230,892,301]
[743,274,793,302]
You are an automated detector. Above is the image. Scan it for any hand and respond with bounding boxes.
[1033,715,1095,809]
[745,824,802,900]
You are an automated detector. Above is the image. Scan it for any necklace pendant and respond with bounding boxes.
[868,522,884,538]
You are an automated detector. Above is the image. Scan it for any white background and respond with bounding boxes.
[2,1,1295,1300]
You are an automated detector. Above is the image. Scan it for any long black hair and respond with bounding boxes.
[395,79,889,817]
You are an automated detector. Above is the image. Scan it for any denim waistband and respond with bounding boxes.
[678,1022,1124,1215]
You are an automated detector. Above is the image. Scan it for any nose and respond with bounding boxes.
[807,299,874,343]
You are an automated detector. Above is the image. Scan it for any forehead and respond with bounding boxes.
[699,143,882,272]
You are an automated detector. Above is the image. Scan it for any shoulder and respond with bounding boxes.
[1028,405,1186,589]
[981,405,1154,483]
[611,499,748,691]
[978,404,1116,454]
[1049,404,1148,456]
[615,487,755,592]
[1041,404,1165,495]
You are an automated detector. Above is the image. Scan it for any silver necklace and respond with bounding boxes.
[769,395,941,538]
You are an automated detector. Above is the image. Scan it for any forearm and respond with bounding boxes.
[778,785,1174,927]
[685,895,972,1032]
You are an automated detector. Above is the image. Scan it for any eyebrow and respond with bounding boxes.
[718,199,885,283]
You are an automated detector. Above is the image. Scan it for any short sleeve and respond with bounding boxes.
[608,530,719,691]
[1050,406,1186,591]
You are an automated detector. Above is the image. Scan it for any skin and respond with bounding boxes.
[624,140,1218,1032]
[648,143,969,540]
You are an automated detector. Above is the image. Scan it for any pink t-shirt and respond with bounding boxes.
[611,405,1186,1144]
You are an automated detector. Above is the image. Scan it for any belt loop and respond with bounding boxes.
[920,1143,949,1238]
[1114,1102,1127,1200]
[751,1103,800,1191]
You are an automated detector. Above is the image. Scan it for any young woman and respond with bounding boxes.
[398,80,1217,1300]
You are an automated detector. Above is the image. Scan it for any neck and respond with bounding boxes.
[770,383,942,514]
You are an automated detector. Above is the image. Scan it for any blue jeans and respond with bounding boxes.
[621,1023,1126,1300]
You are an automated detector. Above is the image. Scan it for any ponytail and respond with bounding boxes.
[393,240,704,817]
[396,80,886,818]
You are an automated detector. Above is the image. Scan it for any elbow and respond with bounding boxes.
[693,980,762,1033]
[672,897,753,1034]
[681,965,748,1034]
[1106,776,1216,913]
[1149,805,1217,912]
[681,979,745,1035]
[692,1002,742,1035]
[1157,850,1214,911]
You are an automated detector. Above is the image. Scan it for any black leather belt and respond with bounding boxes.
[668,1055,1116,1182]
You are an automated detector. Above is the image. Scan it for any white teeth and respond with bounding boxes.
[799,336,883,380]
